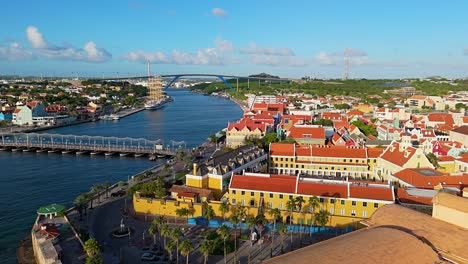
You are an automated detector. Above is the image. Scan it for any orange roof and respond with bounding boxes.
[396,188,433,206]
[392,168,468,189]
[288,126,325,139]
[380,142,417,167]
[408,95,427,100]
[228,118,268,132]
[270,143,295,156]
[14,109,21,113]
[367,148,384,158]
[230,174,394,201]
[427,113,454,125]
[321,112,343,120]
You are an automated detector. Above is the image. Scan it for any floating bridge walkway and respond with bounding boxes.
[0,133,177,157]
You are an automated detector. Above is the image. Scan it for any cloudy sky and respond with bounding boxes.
[1,0,468,79]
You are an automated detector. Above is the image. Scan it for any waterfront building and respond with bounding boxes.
[185,145,268,197]
[226,117,272,148]
[12,101,48,125]
[228,173,394,226]
[269,143,383,180]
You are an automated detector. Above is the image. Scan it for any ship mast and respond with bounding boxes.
[146,60,163,101]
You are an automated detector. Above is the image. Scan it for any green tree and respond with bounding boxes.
[176,208,190,223]
[268,208,281,257]
[165,239,176,262]
[84,238,101,257]
[85,255,103,264]
[91,184,102,203]
[200,239,213,264]
[102,181,111,198]
[426,153,440,168]
[148,223,157,246]
[179,239,193,264]
[308,196,320,241]
[286,198,296,249]
[246,214,256,264]
[204,204,214,221]
[315,210,329,233]
[73,193,87,221]
[171,227,183,264]
[217,225,230,264]
[295,196,306,245]
[229,213,240,263]
[277,223,288,253]
[219,200,230,221]
[161,223,170,254]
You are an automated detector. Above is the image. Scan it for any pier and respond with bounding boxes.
[0,133,177,157]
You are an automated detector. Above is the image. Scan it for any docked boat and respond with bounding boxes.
[90,151,101,155]
[110,114,120,120]
[48,149,59,153]
[36,149,49,153]
[76,150,88,155]
[105,152,115,156]
[145,75,172,110]
[134,153,146,157]
[119,153,129,157]
[11,148,23,152]
[62,150,75,154]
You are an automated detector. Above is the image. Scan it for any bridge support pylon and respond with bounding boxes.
[164,75,181,90]
[217,76,234,91]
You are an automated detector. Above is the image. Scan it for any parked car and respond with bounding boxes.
[111,190,125,197]
[141,252,157,261]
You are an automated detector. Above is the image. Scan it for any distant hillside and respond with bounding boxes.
[248,73,280,79]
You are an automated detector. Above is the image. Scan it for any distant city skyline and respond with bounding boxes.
[1,0,468,79]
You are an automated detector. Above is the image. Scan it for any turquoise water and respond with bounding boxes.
[0,89,242,263]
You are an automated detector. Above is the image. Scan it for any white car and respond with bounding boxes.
[141,252,157,261]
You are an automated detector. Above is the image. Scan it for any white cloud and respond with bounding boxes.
[249,54,309,67]
[121,38,240,65]
[241,42,295,56]
[315,48,368,66]
[25,25,111,62]
[212,8,228,17]
[26,26,48,49]
[0,42,35,61]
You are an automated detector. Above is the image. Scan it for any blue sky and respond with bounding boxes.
[1,0,468,79]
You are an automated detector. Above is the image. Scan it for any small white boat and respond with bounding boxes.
[105,152,115,156]
[22,148,33,152]
[36,149,48,153]
[11,148,23,152]
[90,151,101,155]
[76,151,88,155]
[134,153,145,157]
[48,149,58,153]
[119,153,129,157]
[62,150,75,154]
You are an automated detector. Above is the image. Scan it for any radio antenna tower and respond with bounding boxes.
[342,48,350,80]
[147,59,151,77]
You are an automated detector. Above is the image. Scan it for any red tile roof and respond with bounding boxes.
[380,142,417,167]
[288,125,325,139]
[270,143,295,156]
[392,168,468,189]
[230,174,394,201]
[228,118,268,132]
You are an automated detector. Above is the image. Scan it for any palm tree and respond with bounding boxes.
[315,210,329,233]
[286,198,296,250]
[200,239,213,264]
[277,223,288,254]
[204,204,214,222]
[91,184,102,203]
[179,239,193,264]
[165,239,176,262]
[217,225,230,264]
[176,208,189,223]
[103,180,111,198]
[268,208,281,257]
[161,223,170,253]
[246,214,256,264]
[219,200,230,221]
[153,215,165,249]
[308,196,320,241]
[84,238,101,257]
[148,223,157,246]
[74,194,86,221]
[295,196,306,245]
[171,227,183,264]
[229,214,240,264]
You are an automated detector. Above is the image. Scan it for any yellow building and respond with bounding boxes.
[376,141,434,180]
[226,119,269,148]
[228,173,395,226]
[432,192,468,229]
[269,143,384,180]
[185,145,267,198]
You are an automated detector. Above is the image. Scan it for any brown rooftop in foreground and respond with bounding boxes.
[263,204,468,264]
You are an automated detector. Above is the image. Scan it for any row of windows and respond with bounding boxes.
[272,157,376,163]
[272,163,369,171]
[231,191,379,208]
